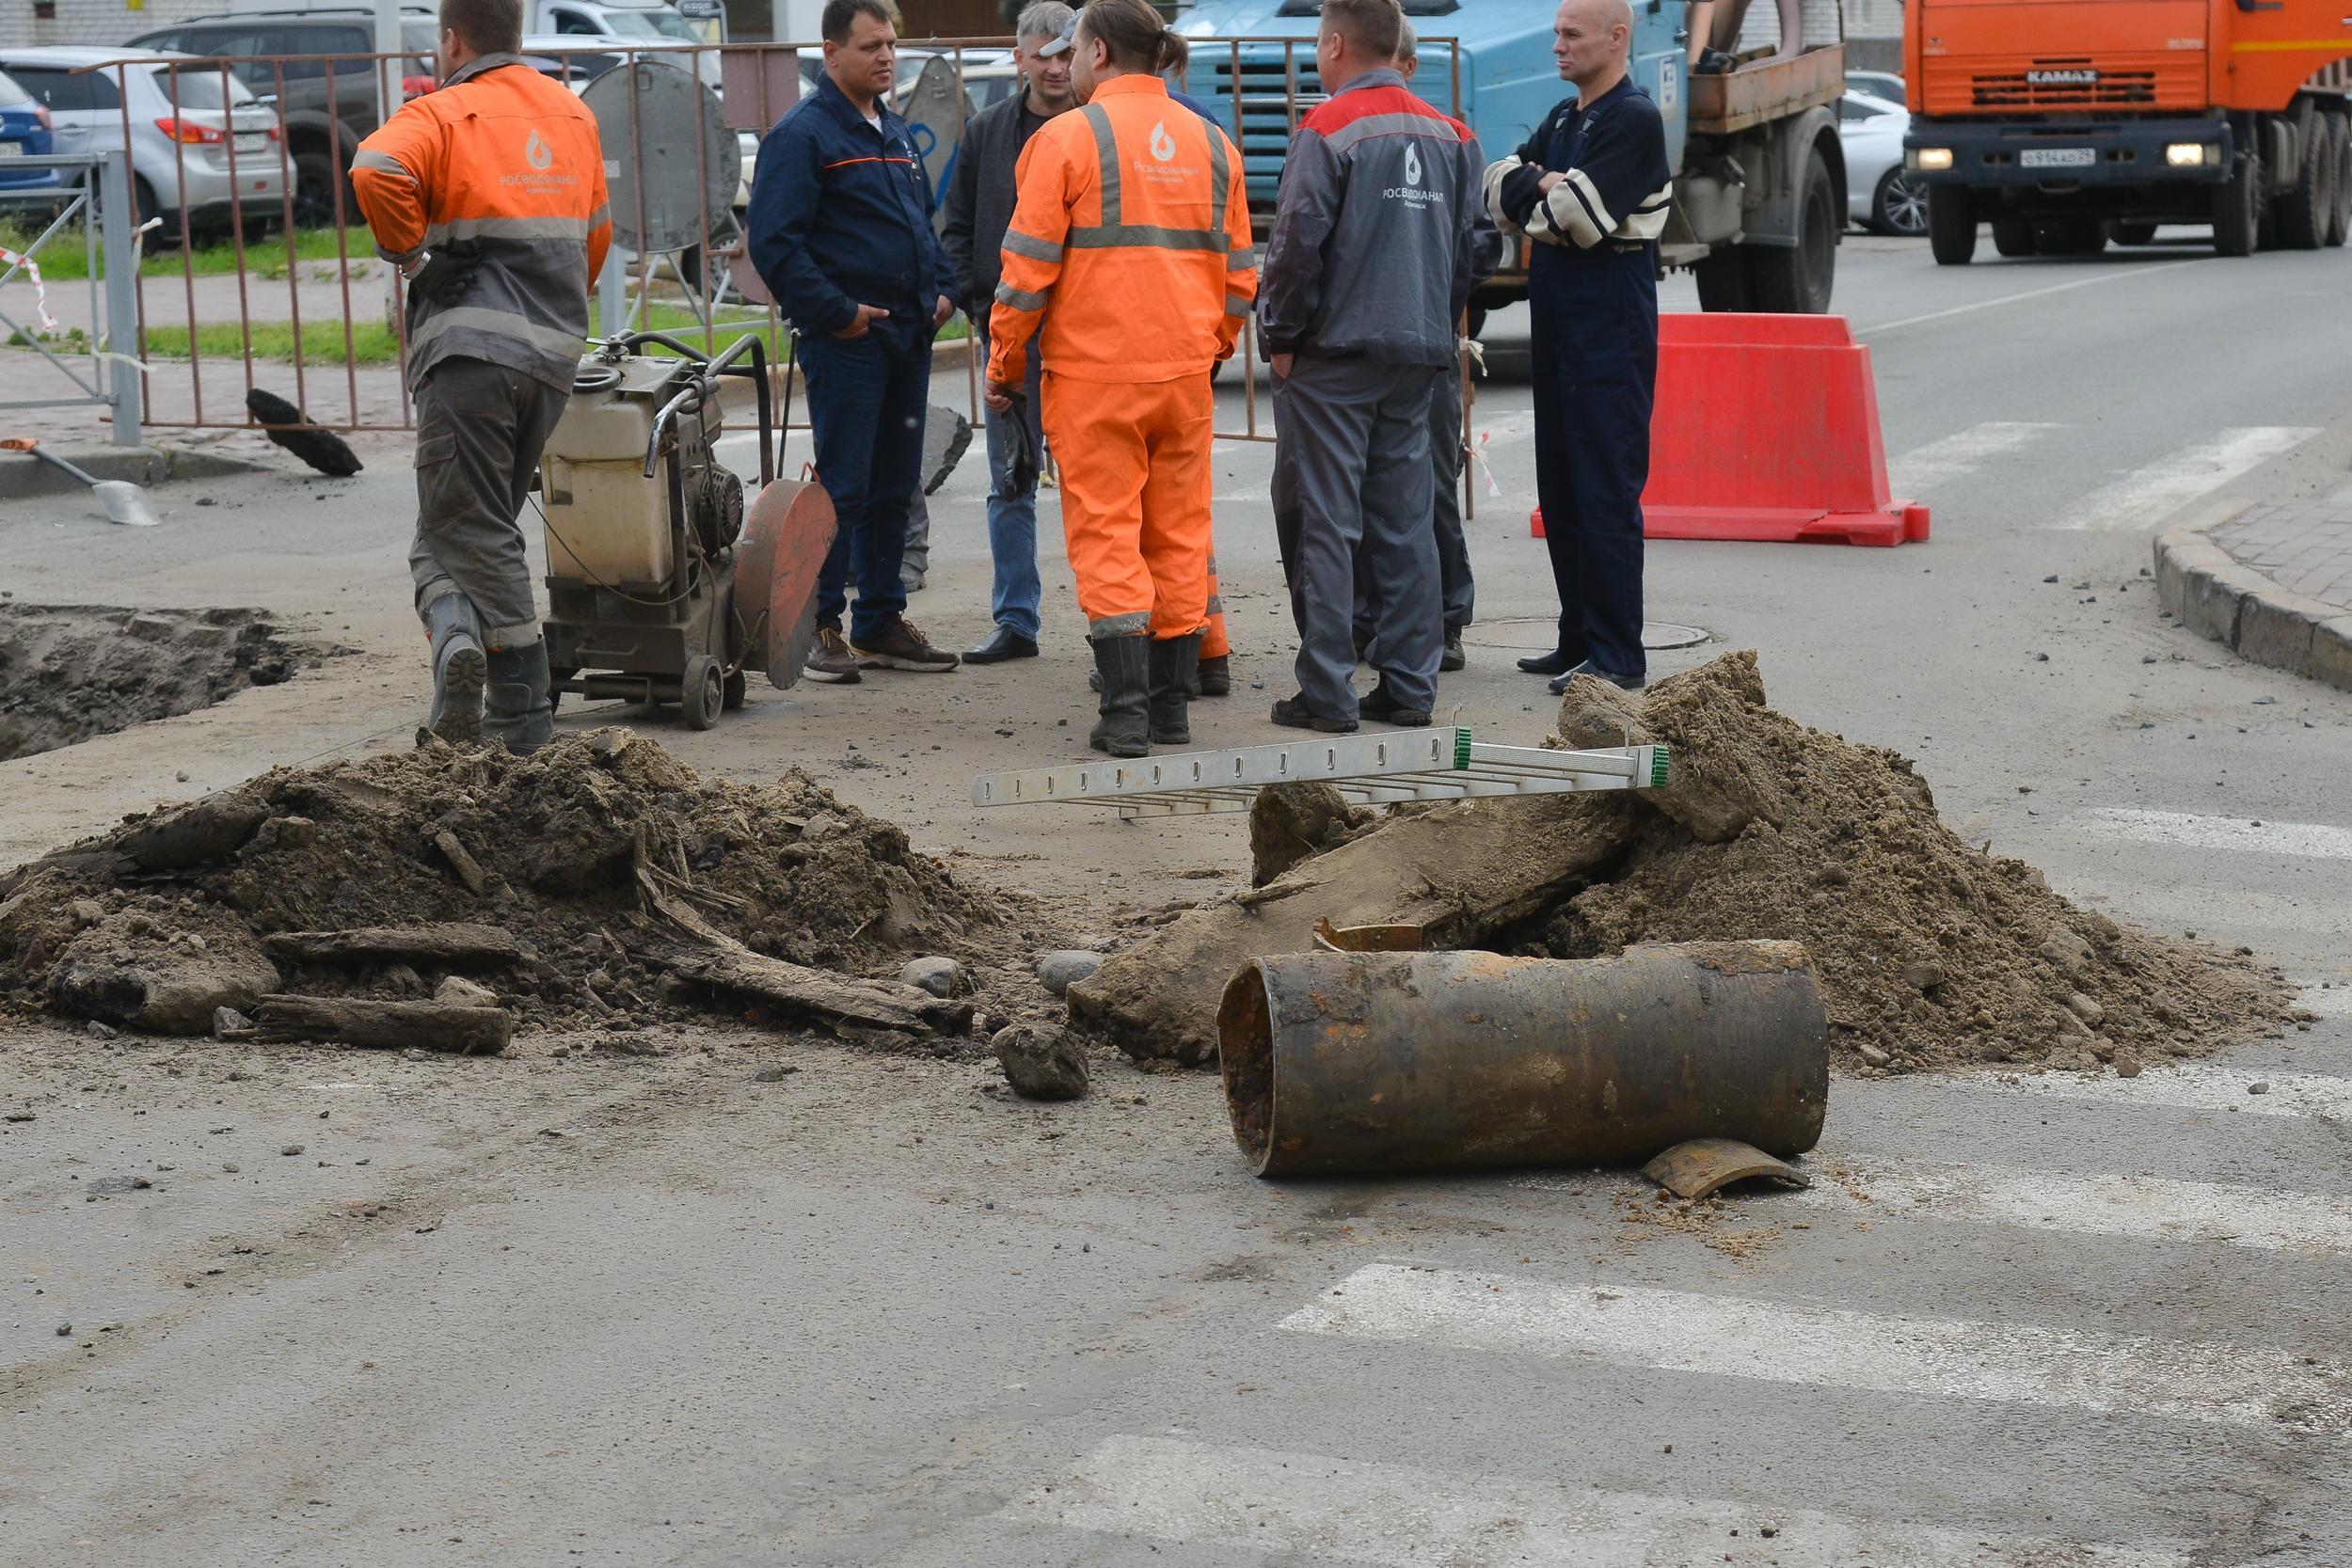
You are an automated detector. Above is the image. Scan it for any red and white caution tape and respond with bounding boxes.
[0,244,59,333]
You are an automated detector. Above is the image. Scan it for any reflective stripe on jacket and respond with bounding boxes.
[352,54,612,393]
[986,75,1256,388]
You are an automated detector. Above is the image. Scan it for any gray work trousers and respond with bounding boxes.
[1279,356,1443,721]
[408,355,567,646]
[1355,369,1473,650]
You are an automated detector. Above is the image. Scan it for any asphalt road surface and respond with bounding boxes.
[6,231,2352,1567]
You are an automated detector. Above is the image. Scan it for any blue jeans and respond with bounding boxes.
[979,329,1045,639]
[801,326,930,647]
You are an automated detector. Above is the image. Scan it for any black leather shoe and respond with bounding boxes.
[1548,660,1646,696]
[1271,693,1357,734]
[963,625,1039,664]
[1517,648,1579,676]
[1440,631,1466,673]
[1359,681,1432,727]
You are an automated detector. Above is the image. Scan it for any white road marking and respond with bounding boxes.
[1857,258,2203,337]
[2090,807,2352,862]
[1887,421,2067,496]
[1282,1263,2352,1432]
[2054,426,2319,531]
[1013,1434,2188,1568]
[1964,1063,2352,1121]
[1790,1156,2352,1255]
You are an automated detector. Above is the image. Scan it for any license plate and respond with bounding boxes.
[232,132,268,154]
[2021,147,2095,169]
[0,143,22,157]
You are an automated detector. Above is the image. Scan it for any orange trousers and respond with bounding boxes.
[1043,371,1216,641]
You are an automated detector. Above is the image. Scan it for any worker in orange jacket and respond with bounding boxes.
[986,0,1255,758]
[352,0,610,754]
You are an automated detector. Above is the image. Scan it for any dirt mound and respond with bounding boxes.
[1075,652,2292,1075]
[1534,652,2292,1072]
[0,603,297,762]
[0,729,1003,1045]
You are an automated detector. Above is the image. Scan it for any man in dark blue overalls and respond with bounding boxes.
[1485,0,1672,694]
[750,0,961,684]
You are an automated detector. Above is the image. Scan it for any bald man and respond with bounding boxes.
[1485,0,1671,693]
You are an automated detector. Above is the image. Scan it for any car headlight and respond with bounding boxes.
[2165,142,2209,167]
[1911,147,1954,172]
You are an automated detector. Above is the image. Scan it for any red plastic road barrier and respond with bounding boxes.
[1531,312,1929,547]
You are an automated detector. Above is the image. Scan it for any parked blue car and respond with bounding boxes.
[0,66,65,208]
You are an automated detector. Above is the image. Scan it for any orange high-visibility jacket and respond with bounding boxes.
[987,75,1255,388]
[352,53,612,393]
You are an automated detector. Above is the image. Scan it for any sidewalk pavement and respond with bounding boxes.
[2155,495,2352,692]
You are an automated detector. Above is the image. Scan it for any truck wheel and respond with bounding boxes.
[2213,149,2262,257]
[1927,185,1977,265]
[1749,146,1837,311]
[2274,114,2328,249]
[2111,222,2159,246]
[1990,217,2037,257]
[2324,108,2350,248]
[1692,246,1752,311]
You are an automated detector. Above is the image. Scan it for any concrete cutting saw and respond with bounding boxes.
[536,331,834,728]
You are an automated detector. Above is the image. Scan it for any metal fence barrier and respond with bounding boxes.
[0,151,142,445]
[6,37,1473,499]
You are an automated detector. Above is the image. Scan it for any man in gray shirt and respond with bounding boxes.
[939,0,1075,663]
[1259,0,1490,732]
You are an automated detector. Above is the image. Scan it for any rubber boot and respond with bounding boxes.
[422,590,486,745]
[1147,631,1201,747]
[483,641,556,756]
[1088,633,1151,758]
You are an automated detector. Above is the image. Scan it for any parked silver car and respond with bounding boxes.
[0,47,290,232]
[1837,89,1925,236]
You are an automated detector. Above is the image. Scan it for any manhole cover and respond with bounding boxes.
[1461,617,1711,653]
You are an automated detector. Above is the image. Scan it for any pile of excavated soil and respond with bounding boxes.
[1074,651,2294,1076]
[0,729,1009,1047]
[0,603,297,762]
[1528,652,2294,1073]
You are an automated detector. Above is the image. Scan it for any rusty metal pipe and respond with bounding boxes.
[1216,942,1828,1179]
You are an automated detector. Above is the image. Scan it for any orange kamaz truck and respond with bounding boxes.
[1902,0,2352,261]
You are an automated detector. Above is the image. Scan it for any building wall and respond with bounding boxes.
[0,0,220,51]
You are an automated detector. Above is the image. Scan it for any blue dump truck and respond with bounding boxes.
[1175,0,1851,315]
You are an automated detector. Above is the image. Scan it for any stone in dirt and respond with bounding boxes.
[1248,783,1375,888]
[0,730,1005,1048]
[898,956,964,998]
[434,975,498,1008]
[1035,950,1104,996]
[1083,651,2293,1075]
[993,1022,1089,1100]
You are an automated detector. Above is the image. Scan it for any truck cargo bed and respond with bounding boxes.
[1689,43,1846,135]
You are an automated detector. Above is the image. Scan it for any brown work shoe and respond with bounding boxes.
[852,617,960,673]
[803,626,863,685]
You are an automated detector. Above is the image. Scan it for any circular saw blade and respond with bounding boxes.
[733,478,836,689]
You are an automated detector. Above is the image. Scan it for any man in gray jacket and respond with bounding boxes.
[1260,0,1491,733]
[938,0,1074,664]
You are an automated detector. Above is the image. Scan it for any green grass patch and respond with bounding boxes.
[0,220,374,282]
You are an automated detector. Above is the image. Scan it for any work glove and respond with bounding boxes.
[1004,390,1039,496]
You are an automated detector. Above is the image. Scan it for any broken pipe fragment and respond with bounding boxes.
[1642,1137,1813,1201]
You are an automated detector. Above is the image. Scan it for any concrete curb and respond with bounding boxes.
[5,444,268,499]
[2153,499,2352,692]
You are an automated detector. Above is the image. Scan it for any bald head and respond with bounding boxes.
[1551,0,1634,95]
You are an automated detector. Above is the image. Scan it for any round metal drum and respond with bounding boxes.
[582,62,737,254]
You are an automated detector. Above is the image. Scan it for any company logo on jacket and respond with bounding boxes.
[1385,137,1440,207]
[502,124,579,188]
[525,129,553,169]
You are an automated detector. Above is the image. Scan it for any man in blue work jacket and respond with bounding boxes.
[1485,0,1672,694]
[749,0,961,683]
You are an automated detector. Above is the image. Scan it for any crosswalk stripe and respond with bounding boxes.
[1282,1264,2352,1432]
[2052,426,2318,531]
[1013,1434,2188,1568]
[1966,1062,2352,1120]
[1887,420,2066,495]
[2090,807,2352,862]
[1788,1156,2352,1255]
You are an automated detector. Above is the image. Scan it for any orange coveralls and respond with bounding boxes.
[988,76,1255,641]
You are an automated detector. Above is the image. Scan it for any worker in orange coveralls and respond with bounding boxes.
[352,0,610,754]
[985,0,1256,758]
